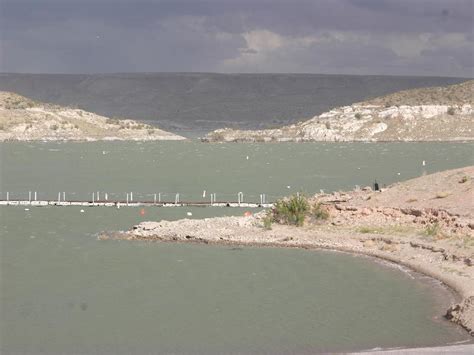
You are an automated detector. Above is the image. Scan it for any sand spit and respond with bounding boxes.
[101,166,474,336]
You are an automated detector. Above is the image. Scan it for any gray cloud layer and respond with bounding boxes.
[1,0,473,76]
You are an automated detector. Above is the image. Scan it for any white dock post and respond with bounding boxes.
[154,193,157,204]
[58,192,61,203]
[214,193,216,204]
[210,194,214,205]
[92,192,95,204]
[158,192,161,203]
[105,193,108,201]
[63,192,66,202]
[6,192,9,202]
[263,194,266,204]
[175,193,180,204]
[29,191,32,203]
[97,191,100,201]
[238,192,243,205]
[34,191,37,201]
[126,193,129,206]
[130,192,133,202]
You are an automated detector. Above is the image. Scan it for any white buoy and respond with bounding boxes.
[397,172,401,175]
[187,212,192,216]
[246,156,249,160]
[287,185,291,189]
[80,209,85,213]
[25,208,29,211]
[202,190,206,198]
[422,160,426,166]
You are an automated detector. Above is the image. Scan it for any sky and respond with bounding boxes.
[1,0,473,77]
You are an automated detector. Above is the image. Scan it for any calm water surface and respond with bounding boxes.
[1,141,473,354]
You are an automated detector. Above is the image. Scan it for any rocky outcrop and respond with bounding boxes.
[0,91,186,141]
[446,297,474,335]
[203,81,474,142]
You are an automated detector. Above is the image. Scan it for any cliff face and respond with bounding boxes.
[0,92,185,141]
[203,81,474,142]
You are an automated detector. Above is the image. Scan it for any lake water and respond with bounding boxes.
[1,141,473,354]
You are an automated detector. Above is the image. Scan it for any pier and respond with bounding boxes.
[0,191,274,208]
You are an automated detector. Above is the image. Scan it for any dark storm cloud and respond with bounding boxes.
[1,0,472,76]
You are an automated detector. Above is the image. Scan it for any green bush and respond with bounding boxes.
[273,194,309,226]
[311,202,330,221]
[447,107,455,115]
[424,223,441,237]
[355,113,362,120]
[262,212,273,230]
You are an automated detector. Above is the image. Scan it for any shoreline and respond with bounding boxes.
[101,224,474,353]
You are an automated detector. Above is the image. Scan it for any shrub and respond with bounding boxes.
[262,212,273,230]
[424,223,441,237]
[272,194,309,226]
[325,122,331,129]
[447,107,455,115]
[435,191,450,199]
[459,176,469,184]
[0,124,4,130]
[148,129,155,135]
[311,202,330,221]
[355,113,362,120]
[50,124,59,131]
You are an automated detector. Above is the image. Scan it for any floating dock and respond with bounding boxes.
[0,200,273,208]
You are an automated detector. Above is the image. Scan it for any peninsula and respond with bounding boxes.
[102,166,474,336]
[0,91,185,141]
[203,80,474,142]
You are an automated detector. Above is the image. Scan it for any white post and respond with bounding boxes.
[263,194,266,204]
[175,193,179,204]
[238,192,243,205]
[63,192,66,202]
[158,193,161,203]
[29,191,32,203]
[210,194,214,205]
[34,191,37,201]
[126,193,129,206]
[130,192,133,202]
[6,192,9,202]
[97,191,100,201]
[154,193,157,204]
[105,193,108,201]
[92,192,95,204]
[58,192,61,203]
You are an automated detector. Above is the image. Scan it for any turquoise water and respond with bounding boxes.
[1,141,473,354]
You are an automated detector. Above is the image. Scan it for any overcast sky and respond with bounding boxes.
[1,0,473,77]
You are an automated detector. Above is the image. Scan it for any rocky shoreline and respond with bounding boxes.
[0,91,185,141]
[101,166,474,338]
[203,81,474,143]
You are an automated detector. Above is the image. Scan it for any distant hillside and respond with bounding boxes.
[0,73,466,132]
[203,80,474,142]
[0,92,185,141]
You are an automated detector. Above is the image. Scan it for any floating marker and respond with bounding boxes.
[187,212,192,216]
[80,209,85,213]
[140,208,145,216]
[422,160,426,166]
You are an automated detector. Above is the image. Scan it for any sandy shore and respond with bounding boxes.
[100,167,474,342]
